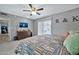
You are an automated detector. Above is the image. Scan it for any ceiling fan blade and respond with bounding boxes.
[36,12,40,15]
[29,4,32,8]
[37,8,44,11]
[23,10,31,12]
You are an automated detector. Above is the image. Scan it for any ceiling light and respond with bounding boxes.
[32,11,36,15]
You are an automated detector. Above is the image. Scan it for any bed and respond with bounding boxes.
[15,34,70,55]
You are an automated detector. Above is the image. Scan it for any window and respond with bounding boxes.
[38,20,51,35]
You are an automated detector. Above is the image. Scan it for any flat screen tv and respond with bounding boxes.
[19,22,28,28]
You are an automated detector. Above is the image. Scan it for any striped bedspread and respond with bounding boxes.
[15,34,70,55]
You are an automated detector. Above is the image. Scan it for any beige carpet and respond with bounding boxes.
[0,41,20,55]
[0,34,20,55]
[0,34,10,44]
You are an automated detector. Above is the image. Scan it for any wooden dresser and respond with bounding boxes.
[16,30,32,40]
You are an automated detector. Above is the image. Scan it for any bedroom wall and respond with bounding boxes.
[33,7,79,36]
[52,8,79,35]
[0,14,33,40]
[32,20,38,35]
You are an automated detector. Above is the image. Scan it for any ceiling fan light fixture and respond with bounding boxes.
[23,4,43,16]
[31,11,36,15]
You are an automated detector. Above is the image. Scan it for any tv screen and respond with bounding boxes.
[19,22,28,28]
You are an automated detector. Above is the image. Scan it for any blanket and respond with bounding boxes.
[15,34,70,55]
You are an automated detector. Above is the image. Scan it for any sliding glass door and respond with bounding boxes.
[38,20,51,35]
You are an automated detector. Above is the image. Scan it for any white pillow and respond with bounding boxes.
[69,31,79,35]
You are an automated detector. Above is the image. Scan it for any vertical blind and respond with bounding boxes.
[38,20,51,35]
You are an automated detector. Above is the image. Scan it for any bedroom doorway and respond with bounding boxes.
[38,20,51,35]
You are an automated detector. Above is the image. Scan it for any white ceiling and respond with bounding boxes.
[0,4,79,20]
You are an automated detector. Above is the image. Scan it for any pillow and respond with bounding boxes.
[69,31,79,34]
[64,32,70,37]
[63,33,79,54]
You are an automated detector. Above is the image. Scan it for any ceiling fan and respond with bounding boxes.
[23,4,44,16]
